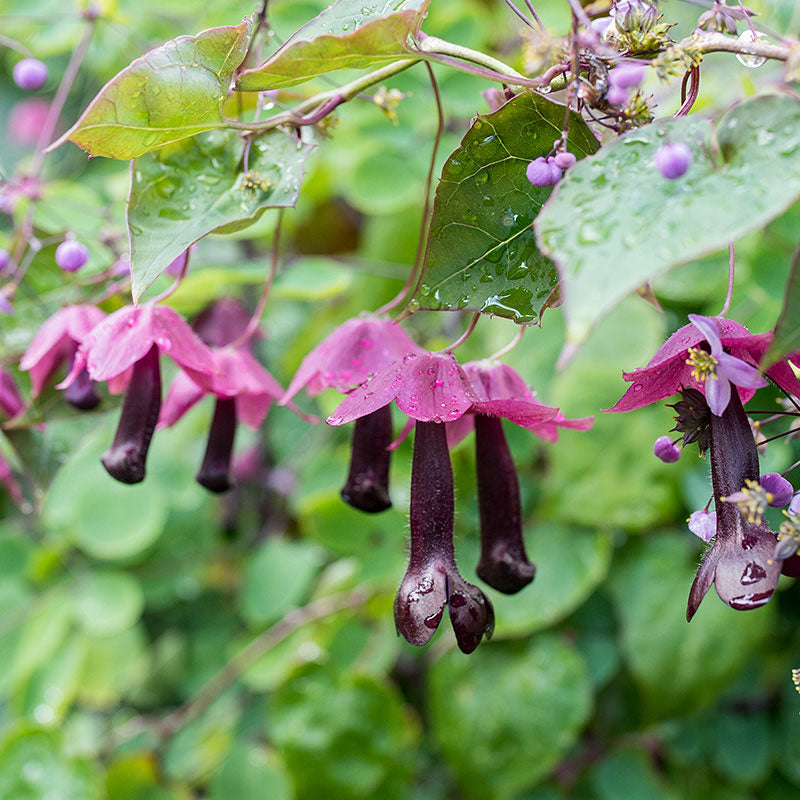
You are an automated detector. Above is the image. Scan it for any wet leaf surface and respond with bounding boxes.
[53,22,249,159]
[536,95,800,346]
[237,0,428,91]
[128,128,314,301]
[412,92,599,324]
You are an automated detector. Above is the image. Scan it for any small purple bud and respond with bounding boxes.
[196,396,237,493]
[606,85,629,106]
[761,472,793,507]
[0,249,9,274]
[0,294,13,315]
[526,157,555,188]
[653,435,681,463]
[654,142,692,179]
[101,344,161,484]
[341,405,392,512]
[688,509,716,543]
[545,157,563,184]
[13,59,48,91]
[553,151,577,170]
[609,64,645,89]
[55,240,89,272]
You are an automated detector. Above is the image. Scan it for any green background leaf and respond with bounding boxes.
[412,93,599,323]
[127,128,314,300]
[536,94,800,345]
[55,22,249,159]
[237,0,428,91]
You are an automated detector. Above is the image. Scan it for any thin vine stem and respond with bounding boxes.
[229,209,284,350]
[720,242,735,317]
[375,62,443,318]
[150,247,191,304]
[488,325,526,361]
[437,312,481,354]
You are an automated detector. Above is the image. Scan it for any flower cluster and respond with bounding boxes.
[610,313,800,618]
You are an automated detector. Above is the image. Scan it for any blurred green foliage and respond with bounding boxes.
[1,1,800,798]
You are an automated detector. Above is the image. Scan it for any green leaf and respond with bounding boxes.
[271,667,419,800]
[0,727,102,800]
[128,128,314,301]
[237,0,429,91]
[712,710,772,786]
[239,538,325,627]
[412,93,599,323]
[52,21,250,159]
[590,749,679,800]
[427,635,592,799]
[610,535,772,719]
[536,94,800,346]
[209,743,292,800]
[74,571,145,636]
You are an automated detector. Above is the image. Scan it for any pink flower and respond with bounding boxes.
[61,303,215,484]
[281,316,420,401]
[0,369,24,420]
[608,315,798,416]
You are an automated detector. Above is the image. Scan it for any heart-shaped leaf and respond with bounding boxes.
[237,0,428,91]
[411,92,599,324]
[536,94,800,347]
[127,128,315,301]
[52,22,250,159]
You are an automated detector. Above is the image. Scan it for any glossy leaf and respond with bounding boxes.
[536,95,800,346]
[766,246,800,364]
[127,128,314,301]
[237,0,429,91]
[52,22,250,159]
[428,635,592,799]
[412,93,599,323]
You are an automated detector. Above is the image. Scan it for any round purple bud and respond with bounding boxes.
[653,435,681,463]
[654,142,692,179]
[606,85,629,107]
[0,294,13,315]
[609,64,645,89]
[55,240,89,272]
[761,472,794,507]
[545,157,562,184]
[13,59,48,91]
[553,151,577,170]
[0,249,9,274]
[526,157,555,188]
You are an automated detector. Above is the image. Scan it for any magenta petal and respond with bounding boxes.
[20,305,104,372]
[688,314,723,355]
[158,370,205,429]
[236,393,273,430]
[445,414,475,449]
[282,317,420,401]
[607,359,691,413]
[81,306,157,381]
[717,352,767,389]
[151,306,215,376]
[705,376,731,416]
[526,413,593,443]
[462,361,536,403]
[472,397,558,427]
[0,369,24,419]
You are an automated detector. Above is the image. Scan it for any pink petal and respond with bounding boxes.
[328,352,477,426]
[462,361,536,402]
[717,352,767,389]
[445,415,475,449]
[151,306,215,376]
[471,398,558,428]
[0,369,24,419]
[158,370,205,429]
[388,416,415,451]
[765,359,800,399]
[236,393,273,429]
[282,317,420,402]
[688,314,722,356]
[526,413,594,442]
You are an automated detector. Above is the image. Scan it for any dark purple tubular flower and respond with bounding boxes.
[474,414,534,594]
[687,389,783,620]
[394,420,494,654]
[340,404,392,512]
[62,303,215,484]
[283,316,420,513]
[101,343,162,484]
[196,396,237,493]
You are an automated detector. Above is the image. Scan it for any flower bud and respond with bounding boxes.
[55,239,89,272]
[553,151,577,170]
[654,142,692,179]
[526,157,557,187]
[13,58,48,91]
[760,472,793,507]
[653,435,681,463]
[613,0,658,33]
[609,64,645,89]
[606,85,629,107]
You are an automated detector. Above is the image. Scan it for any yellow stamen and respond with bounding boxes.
[686,347,718,382]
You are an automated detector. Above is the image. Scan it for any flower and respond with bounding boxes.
[653,434,681,463]
[608,314,797,417]
[62,303,215,483]
[687,389,783,620]
[284,316,420,512]
[20,304,105,409]
[0,369,23,420]
[609,64,645,88]
[393,419,494,653]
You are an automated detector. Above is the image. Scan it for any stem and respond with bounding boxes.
[229,210,283,349]
[504,0,537,29]
[523,0,545,30]
[0,34,33,57]
[416,35,526,80]
[686,31,790,62]
[150,247,191,304]
[720,242,734,317]
[488,326,526,361]
[674,65,700,117]
[156,589,370,739]
[437,312,480,353]
[376,63,443,317]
